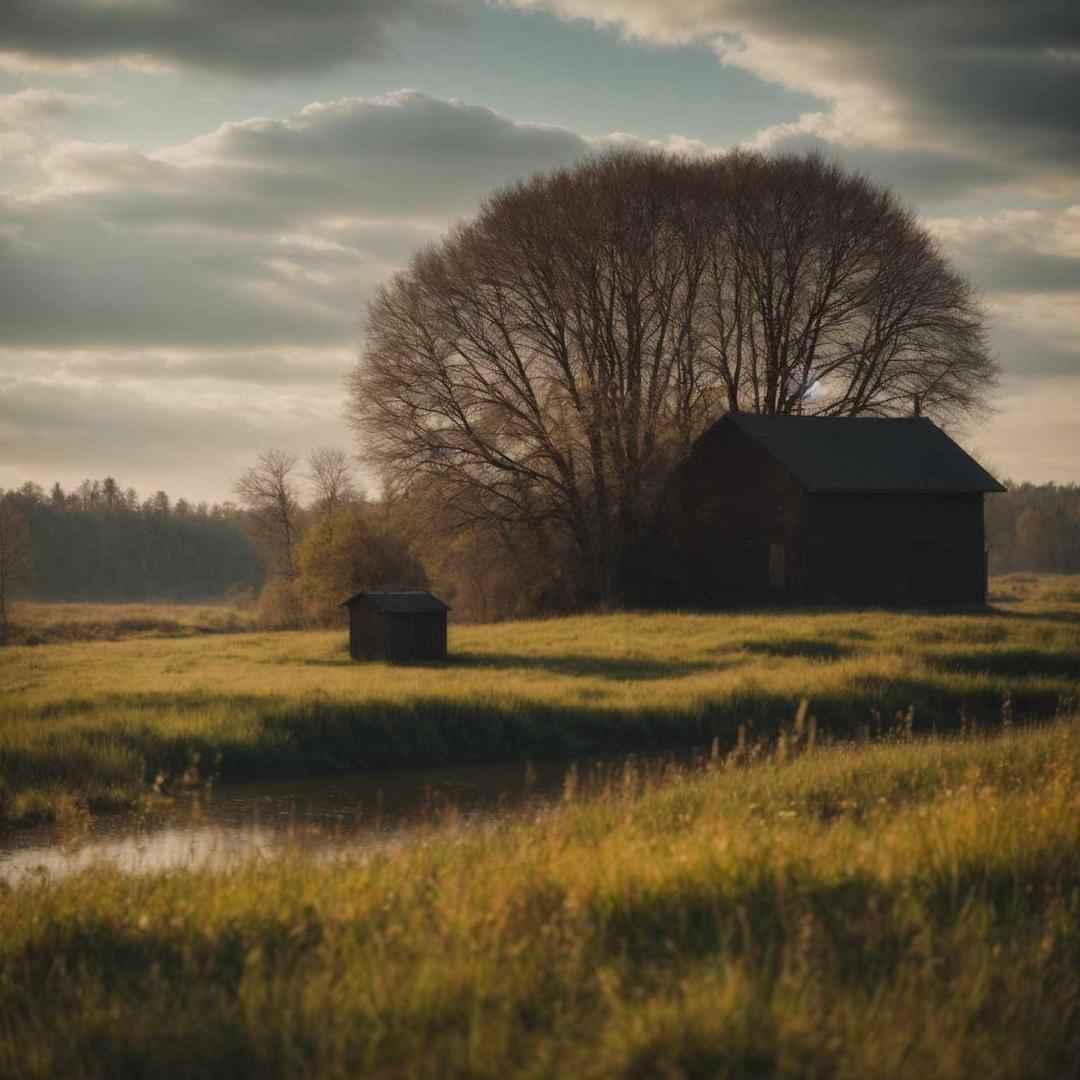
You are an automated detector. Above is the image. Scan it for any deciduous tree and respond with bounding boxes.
[308,446,359,543]
[233,448,303,580]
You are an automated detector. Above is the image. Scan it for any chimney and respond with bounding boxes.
[913,394,921,418]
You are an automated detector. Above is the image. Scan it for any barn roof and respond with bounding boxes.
[721,413,1005,494]
[341,590,450,613]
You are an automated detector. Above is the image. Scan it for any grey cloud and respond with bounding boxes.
[959,249,1080,296]
[927,207,1080,295]
[0,198,362,347]
[749,130,1014,207]
[513,0,1080,194]
[0,0,459,76]
[0,94,591,349]
[0,88,98,128]
[48,93,590,230]
[990,324,1080,378]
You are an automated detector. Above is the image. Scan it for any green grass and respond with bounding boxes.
[5,600,254,646]
[1,719,1078,1077]
[2,577,1078,828]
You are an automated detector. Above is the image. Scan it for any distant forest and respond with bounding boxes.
[987,482,1080,575]
[1,479,262,601]
[0,476,1077,605]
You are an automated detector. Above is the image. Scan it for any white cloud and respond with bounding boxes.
[0,87,100,164]
[0,88,98,128]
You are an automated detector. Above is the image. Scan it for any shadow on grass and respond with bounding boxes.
[926,649,1080,680]
[445,652,719,680]
[742,639,854,661]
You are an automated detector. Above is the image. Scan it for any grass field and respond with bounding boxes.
[1,575,1078,829]
[5,600,255,645]
[1,718,1078,1077]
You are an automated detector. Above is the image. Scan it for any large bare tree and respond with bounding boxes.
[233,448,303,580]
[0,499,32,638]
[348,149,995,604]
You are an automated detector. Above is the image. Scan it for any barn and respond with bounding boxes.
[342,590,450,662]
[663,413,1005,607]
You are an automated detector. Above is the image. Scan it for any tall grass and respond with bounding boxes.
[1,719,1078,1077]
[2,582,1078,827]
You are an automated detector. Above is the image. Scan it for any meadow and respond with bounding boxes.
[1,718,1078,1077]
[1,574,1078,828]
[5,600,255,646]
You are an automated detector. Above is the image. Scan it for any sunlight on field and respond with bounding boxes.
[7,600,255,644]
[2,719,1078,1076]
[1,576,1077,828]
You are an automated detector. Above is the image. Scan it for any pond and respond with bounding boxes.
[0,749,695,884]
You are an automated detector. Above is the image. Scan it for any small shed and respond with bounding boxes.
[341,590,450,662]
[664,413,1005,607]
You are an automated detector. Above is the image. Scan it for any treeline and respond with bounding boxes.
[987,482,1080,574]
[0,480,262,601]
[2,470,1077,622]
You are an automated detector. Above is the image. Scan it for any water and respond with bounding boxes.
[0,750,694,883]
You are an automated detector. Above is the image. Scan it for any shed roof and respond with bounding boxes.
[720,413,1005,494]
[342,590,450,613]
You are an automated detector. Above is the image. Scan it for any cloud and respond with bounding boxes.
[0,88,98,128]
[506,0,1080,199]
[925,207,1080,376]
[0,0,459,77]
[0,353,359,501]
[0,84,1075,498]
[0,90,604,498]
[0,87,99,163]
[0,92,598,349]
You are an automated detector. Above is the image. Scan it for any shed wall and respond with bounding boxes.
[348,604,447,661]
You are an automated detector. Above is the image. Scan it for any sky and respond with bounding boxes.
[1,0,1077,503]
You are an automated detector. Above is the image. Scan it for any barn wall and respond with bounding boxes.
[662,421,806,605]
[805,492,986,605]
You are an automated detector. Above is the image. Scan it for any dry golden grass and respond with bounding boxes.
[6,600,255,645]
[1,575,1077,828]
[1,718,1078,1077]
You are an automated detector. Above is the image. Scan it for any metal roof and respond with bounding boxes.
[341,590,450,613]
[721,413,1005,494]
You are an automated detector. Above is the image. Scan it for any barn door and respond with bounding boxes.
[768,543,787,595]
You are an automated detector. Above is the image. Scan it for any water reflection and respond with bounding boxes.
[1,750,692,883]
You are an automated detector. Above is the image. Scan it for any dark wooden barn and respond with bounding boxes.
[342,590,450,662]
[664,414,1005,607]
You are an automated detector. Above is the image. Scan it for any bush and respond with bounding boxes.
[255,579,302,630]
